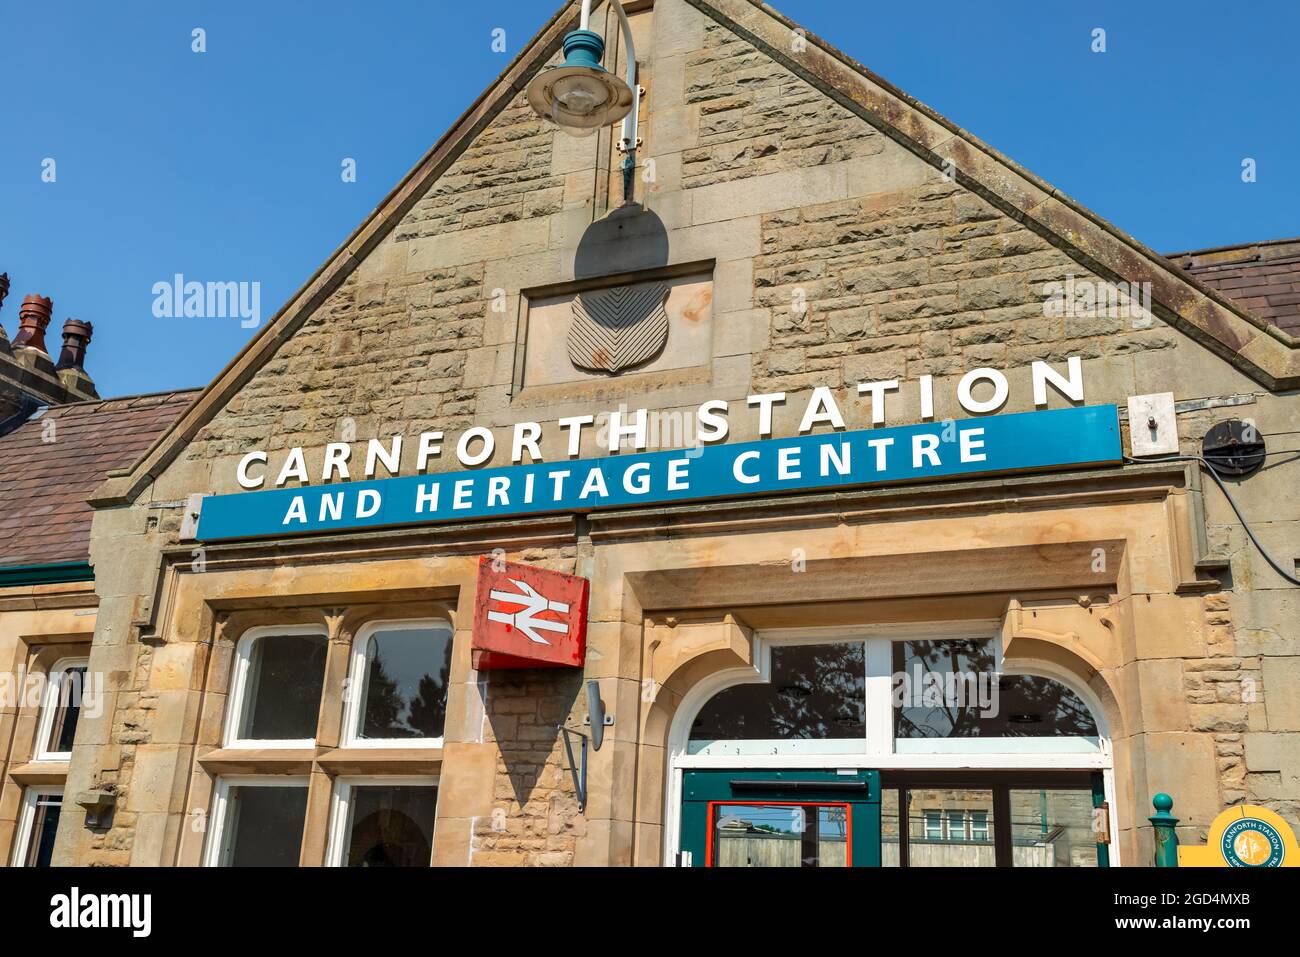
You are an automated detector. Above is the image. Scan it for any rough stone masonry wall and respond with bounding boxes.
[752,183,1178,396]
[682,20,887,189]
[83,638,157,865]
[473,667,586,866]
[1186,594,1268,812]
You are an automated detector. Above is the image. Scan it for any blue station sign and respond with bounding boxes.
[195,404,1122,542]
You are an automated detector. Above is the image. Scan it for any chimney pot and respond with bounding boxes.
[0,274,10,350]
[57,318,93,370]
[13,294,53,352]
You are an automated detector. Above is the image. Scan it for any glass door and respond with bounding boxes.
[680,770,1109,867]
[880,771,1110,867]
[679,770,880,867]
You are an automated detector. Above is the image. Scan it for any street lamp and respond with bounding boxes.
[526,0,642,204]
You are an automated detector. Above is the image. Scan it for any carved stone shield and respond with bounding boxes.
[568,282,670,375]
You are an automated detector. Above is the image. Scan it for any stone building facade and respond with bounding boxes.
[0,269,197,866]
[7,0,1297,867]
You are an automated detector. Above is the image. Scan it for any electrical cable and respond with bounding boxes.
[1124,453,1300,587]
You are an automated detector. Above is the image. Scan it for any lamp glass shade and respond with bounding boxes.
[525,29,634,133]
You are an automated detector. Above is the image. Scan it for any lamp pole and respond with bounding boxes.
[579,0,642,204]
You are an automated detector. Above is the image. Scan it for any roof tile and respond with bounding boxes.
[0,390,198,567]
[1167,238,1300,337]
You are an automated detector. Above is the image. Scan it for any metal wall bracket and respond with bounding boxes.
[558,725,589,812]
[558,680,611,813]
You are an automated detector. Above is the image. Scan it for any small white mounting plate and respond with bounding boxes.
[1127,392,1178,456]
[179,493,205,541]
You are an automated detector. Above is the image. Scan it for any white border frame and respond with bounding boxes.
[202,775,311,867]
[222,625,328,749]
[10,786,63,867]
[34,657,89,762]
[324,775,440,867]
[661,622,1118,865]
[341,618,454,749]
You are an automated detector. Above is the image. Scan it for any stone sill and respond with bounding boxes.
[194,746,442,776]
[315,747,443,775]
[7,761,69,786]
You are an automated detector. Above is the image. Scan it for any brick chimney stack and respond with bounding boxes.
[12,294,53,352]
[0,273,10,352]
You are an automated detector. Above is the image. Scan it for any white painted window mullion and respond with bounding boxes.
[864,637,893,756]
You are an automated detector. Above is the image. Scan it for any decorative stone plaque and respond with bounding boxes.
[568,281,670,374]
[520,269,713,388]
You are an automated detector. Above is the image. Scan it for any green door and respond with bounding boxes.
[679,769,880,867]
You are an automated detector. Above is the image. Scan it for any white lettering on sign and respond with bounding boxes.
[232,357,1087,489]
[226,405,1119,541]
[960,427,987,463]
[734,450,760,484]
[237,451,267,489]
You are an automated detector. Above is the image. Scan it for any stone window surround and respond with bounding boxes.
[0,635,92,867]
[185,600,454,868]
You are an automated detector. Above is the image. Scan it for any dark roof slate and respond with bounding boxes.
[1167,238,1300,338]
[0,390,197,568]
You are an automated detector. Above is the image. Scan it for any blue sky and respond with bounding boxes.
[2,0,1296,398]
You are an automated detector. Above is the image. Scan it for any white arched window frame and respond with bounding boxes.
[341,618,455,749]
[662,622,1117,864]
[223,625,329,750]
[34,657,90,761]
[324,775,441,867]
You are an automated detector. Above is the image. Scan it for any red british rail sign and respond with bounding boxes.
[472,557,589,669]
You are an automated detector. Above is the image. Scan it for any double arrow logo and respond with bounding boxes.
[487,578,571,645]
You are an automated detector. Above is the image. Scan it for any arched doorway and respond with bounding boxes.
[665,623,1116,867]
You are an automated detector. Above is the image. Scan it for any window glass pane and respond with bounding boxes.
[221,785,308,866]
[894,640,1097,738]
[945,809,966,841]
[906,788,995,867]
[689,643,865,741]
[1010,788,1099,867]
[22,793,62,867]
[356,626,454,740]
[924,810,942,840]
[239,633,328,741]
[990,675,1099,736]
[46,665,87,755]
[711,803,849,867]
[342,785,438,867]
[881,788,902,867]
